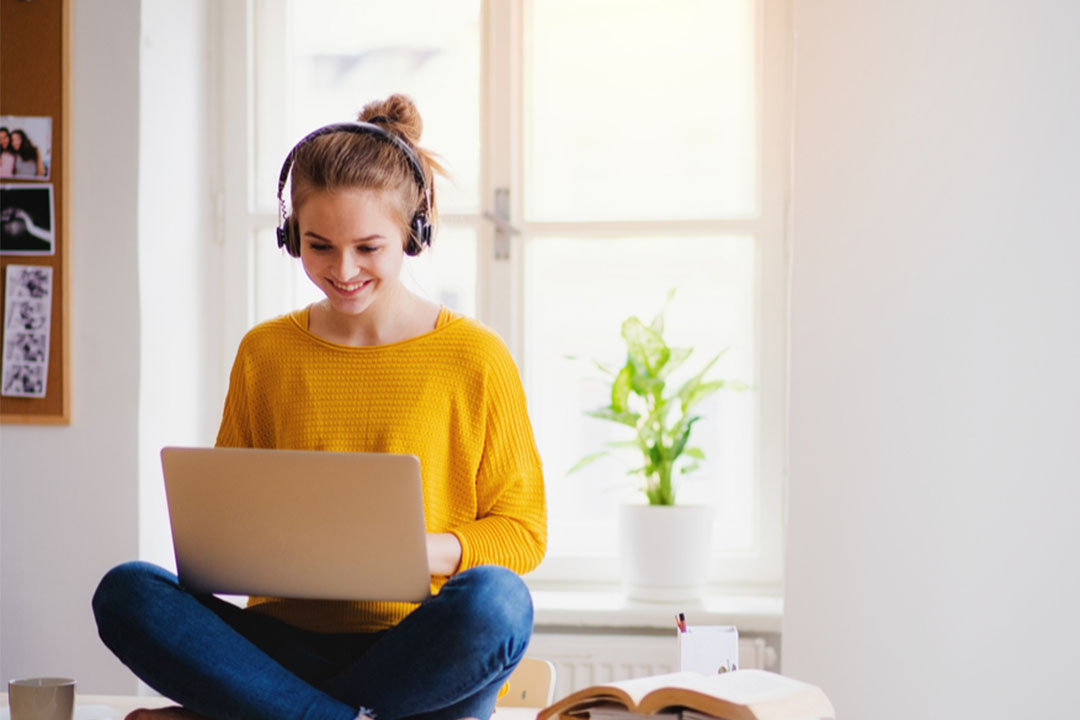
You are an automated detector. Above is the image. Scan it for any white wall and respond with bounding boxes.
[784,2,1080,718]
[1,0,142,691]
[138,0,221,575]
[0,0,220,693]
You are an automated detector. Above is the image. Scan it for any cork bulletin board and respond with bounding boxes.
[1,0,71,423]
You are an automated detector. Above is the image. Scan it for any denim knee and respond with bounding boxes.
[444,565,534,652]
[92,561,174,639]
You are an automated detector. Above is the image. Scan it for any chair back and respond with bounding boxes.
[498,657,556,708]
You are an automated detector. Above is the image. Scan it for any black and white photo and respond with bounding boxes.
[2,364,45,398]
[5,332,48,363]
[2,264,52,398]
[0,183,55,254]
[7,264,52,298]
[5,299,50,331]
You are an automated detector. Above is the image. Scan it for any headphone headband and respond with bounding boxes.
[275,121,432,257]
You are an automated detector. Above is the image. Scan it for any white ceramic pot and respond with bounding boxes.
[619,503,714,603]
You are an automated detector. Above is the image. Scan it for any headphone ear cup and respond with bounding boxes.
[276,223,290,254]
[408,212,431,256]
[284,217,301,257]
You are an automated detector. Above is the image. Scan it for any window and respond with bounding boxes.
[222,0,790,594]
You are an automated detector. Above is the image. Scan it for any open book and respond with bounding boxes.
[535,670,835,720]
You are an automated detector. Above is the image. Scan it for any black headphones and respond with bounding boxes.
[275,121,433,257]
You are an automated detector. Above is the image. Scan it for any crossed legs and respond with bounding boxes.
[92,562,532,720]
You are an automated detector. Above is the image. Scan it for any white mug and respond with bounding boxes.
[7,678,76,720]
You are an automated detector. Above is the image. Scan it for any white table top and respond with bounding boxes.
[2,694,172,720]
[3,693,539,720]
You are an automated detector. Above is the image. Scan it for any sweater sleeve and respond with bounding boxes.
[451,339,547,574]
[215,338,254,449]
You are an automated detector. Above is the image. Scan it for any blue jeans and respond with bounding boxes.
[92,562,533,720]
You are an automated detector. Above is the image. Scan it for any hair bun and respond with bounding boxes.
[359,94,423,145]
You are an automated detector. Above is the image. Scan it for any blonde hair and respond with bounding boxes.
[286,94,445,255]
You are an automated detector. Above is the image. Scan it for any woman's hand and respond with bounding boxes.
[426,532,463,576]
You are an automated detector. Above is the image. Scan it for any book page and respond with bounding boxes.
[539,673,705,720]
[682,712,830,720]
[607,673,712,706]
[541,670,834,720]
[577,704,680,720]
[650,670,816,706]
[637,671,834,720]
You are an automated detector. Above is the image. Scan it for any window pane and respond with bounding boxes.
[526,0,757,221]
[254,0,481,215]
[253,228,320,324]
[252,226,477,326]
[401,223,478,317]
[524,236,757,560]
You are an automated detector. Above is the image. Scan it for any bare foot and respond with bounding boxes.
[125,707,209,720]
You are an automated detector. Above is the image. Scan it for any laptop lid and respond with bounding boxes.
[161,446,431,602]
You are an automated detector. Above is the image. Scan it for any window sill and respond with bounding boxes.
[528,588,783,634]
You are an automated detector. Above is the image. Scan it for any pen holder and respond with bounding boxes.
[676,624,739,675]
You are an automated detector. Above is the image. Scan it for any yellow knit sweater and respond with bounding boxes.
[215,306,547,633]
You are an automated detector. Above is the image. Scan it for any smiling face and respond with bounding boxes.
[296,187,407,318]
[0,130,9,150]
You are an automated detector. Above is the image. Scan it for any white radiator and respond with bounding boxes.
[525,632,778,700]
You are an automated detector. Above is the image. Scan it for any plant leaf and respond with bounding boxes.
[671,416,700,458]
[683,447,705,460]
[648,442,664,468]
[666,414,701,456]
[636,403,669,454]
[675,349,727,410]
[649,288,678,336]
[586,407,640,428]
[567,451,609,474]
[593,360,618,376]
[680,379,727,414]
[658,346,693,379]
[611,363,633,412]
[622,317,670,377]
[629,366,664,397]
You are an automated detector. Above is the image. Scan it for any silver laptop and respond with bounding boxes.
[161,446,431,602]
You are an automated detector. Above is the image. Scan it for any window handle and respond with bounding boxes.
[483,188,519,260]
[482,211,521,236]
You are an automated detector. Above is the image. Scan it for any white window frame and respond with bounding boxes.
[218,0,792,596]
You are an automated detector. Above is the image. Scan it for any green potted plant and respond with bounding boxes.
[572,296,748,601]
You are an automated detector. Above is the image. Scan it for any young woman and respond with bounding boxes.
[0,127,15,177]
[10,129,46,177]
[93,94,547,720]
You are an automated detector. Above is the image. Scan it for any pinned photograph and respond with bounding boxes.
[7,264,51,298]
[5,299,50,331]
[3,364,46,397]
[0,116,51,180]
[5,332,48,363]
[1,184,55,255]
[3,264,53,398]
